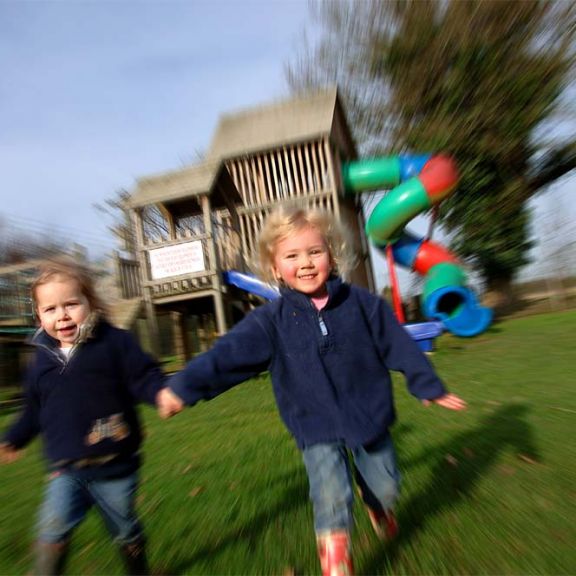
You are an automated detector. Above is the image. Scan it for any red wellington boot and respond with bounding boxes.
[316,531,354,576]
[366,507,399,541]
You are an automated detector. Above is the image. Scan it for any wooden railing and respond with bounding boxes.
[0,261,39,325]
[113,253,142,299]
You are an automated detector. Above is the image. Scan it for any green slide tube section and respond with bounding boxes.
[365,179,431,244]
[423,262,466,302]
[342,158,401,194]
[422,262,492,336]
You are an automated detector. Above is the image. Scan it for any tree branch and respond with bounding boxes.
[528,141,576,193]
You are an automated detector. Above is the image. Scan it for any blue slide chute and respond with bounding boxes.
[223,270,280,301]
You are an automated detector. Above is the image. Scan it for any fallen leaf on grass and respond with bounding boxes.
[445,454,458,466]
[498,464,516,476]
[547,405,576,414]
[79,542,95,556]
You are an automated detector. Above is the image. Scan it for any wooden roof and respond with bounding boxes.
[129,160,241,210]
[0,258,44,275]
[207,87,357,160]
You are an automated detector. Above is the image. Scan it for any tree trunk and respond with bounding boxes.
[482,276,516,312]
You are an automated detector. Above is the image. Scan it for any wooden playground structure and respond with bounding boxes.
[123,88,372,358]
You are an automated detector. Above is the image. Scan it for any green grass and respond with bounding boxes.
[1,311,575,575]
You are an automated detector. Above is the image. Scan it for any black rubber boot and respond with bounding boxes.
[33,541,69,575]
[119,539,149,575]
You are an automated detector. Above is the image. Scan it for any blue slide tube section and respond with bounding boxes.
[422,286,493,338]
[399,154,431,180]
[386,231,423,269]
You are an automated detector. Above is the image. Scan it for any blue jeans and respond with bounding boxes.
[302,434,400,533]
[37,470,144,545]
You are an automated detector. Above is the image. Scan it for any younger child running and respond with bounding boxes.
[159,207,466,576]
[0,258,167,575]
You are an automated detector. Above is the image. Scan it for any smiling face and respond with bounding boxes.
[272,225,333,298]
[34,275,91,348]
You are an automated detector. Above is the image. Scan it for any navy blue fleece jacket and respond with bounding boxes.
[3,320,166,472]
[170,277,447,449]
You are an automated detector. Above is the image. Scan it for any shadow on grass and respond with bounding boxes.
[360,403,540,575]
[158,405,538,575]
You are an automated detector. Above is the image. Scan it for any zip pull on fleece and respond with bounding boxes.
[318,313,328,336]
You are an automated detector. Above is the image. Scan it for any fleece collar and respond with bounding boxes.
[279,276,347,310]
[28,312,102,359]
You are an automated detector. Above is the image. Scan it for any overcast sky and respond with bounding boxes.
[1,0,574,291]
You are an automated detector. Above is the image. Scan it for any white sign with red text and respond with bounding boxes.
[149,241,205,280]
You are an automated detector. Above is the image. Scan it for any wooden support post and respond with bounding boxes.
[171,310,186,366]
[132,208,161,357]
[201,195,227,336]
[323,138,340,221]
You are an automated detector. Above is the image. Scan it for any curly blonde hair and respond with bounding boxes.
[31,256,108,319]
[257,206,356,284]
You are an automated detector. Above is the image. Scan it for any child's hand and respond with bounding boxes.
[0,442,21,464]
[423,393,467,411]
[156,388,185,419]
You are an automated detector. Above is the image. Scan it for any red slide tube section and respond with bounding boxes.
[413,240,460,276]
[419,156,459,202]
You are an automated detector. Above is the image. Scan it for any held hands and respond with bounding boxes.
[156,387,185,419]
[0,442,21,464]
[423,393,467,411]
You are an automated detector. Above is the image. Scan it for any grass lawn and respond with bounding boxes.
[0,310,574,575]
